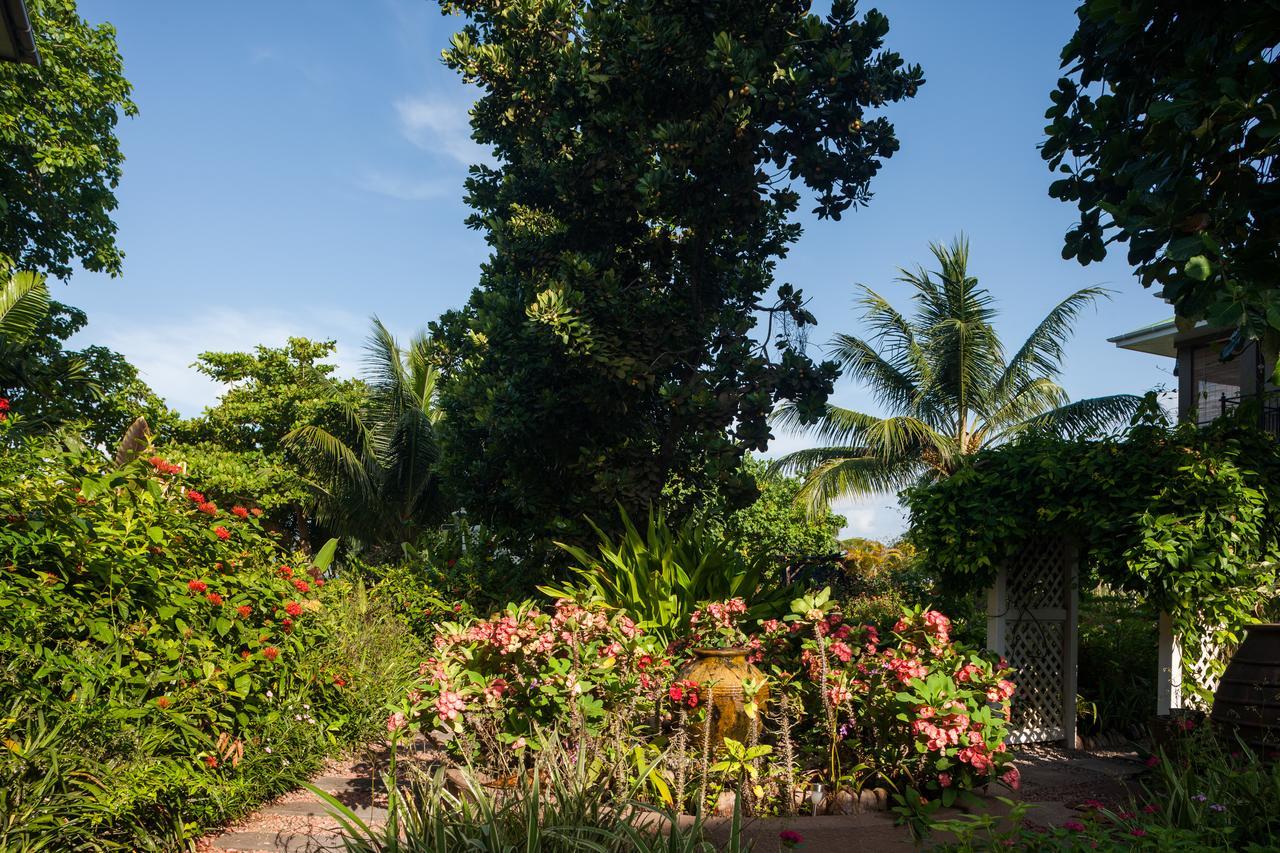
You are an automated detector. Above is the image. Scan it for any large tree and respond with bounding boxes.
[432,0,922,544]
[774,237,1143,510]
[0,0,135,277]
[176,338,366,549]
[1043,1,1280,366]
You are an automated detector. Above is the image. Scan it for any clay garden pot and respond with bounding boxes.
[678,648,768,748]
[1211,623,1280,754]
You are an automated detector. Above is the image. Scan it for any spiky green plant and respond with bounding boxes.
[773,236,1143,511]
[539,506,794,640]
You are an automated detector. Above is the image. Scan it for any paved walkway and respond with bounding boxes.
[198,744,1147,852]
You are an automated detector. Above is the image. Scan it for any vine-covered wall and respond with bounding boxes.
[906,399,1280,644]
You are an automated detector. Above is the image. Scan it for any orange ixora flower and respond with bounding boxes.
[213,526,231,540]
[263,646,280,661]
[156,696,171,709]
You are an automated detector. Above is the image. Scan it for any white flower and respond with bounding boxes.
[294,714,303,721]
[265,747,272,754]
[265,690,274,699]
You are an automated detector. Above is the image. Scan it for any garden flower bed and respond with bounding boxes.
[396,591,1020,821]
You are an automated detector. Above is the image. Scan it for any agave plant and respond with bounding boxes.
[774,236,1143,511]
[539,506,794,640]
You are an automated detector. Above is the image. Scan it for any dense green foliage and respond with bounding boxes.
[719,459,844,567]
[775,237,1141,510]
[0,0,136,277]
[906,401,1280,652]
[0,435,420,848]
[1044,0,1280,365]
[2,300,174,445]
[431,0,922,546]
[177,337,366,549]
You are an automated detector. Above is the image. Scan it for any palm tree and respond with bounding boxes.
[284,318,444,544]
[773,236,1142,511]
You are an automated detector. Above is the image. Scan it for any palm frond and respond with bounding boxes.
[1017,394,1146,439]
[993,287,1110,404]
[827,333,922,415]
[790,454,926,515]
[0,270,50,345]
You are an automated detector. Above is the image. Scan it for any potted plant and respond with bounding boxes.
[677,598,770,747]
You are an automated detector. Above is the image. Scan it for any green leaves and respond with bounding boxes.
[1044,0,1280,358]
[906,408,1280,649]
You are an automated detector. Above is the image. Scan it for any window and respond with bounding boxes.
[1190,341,1240,424]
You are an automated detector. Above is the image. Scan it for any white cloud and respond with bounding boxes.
[393,95,493,167]
[355,168,454,201]
[88,306,365,418]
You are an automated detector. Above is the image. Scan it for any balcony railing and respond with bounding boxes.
[1211,390,1280,437]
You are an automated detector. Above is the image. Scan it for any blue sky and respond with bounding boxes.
[66,1,1173,538]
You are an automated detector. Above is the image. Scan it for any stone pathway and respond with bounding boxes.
[198,740,440,853]
[198,744,1147,852]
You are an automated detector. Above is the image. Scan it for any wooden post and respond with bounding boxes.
[1157,611,1183,715]
[987,567,1008,659]
[1062,542,1079,750]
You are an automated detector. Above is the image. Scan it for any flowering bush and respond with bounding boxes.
[398,586,1016,815]
[0,439,420,846]
[404,598,669,767]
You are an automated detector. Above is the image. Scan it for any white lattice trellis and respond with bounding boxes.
[987,539,1079,746]
[1158,613,1235,713]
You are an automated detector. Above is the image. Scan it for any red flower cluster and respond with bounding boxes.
[668,678,701,709]
[186,489,205,503]
[147,455,182,475]
[156,696,171,709]
[187,579,207,593]
[263,646,279,661]
[207,592,223,606]
[278,566,293,579]
[251,507,263,517]
[214,526,231,540]
[237,605,252,618]
[232,505,249,519]
[284,601,303,617]
[197,501,218,516]
[203,755,218,768]
[292,579,310,593]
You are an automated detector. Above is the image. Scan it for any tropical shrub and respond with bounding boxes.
[407,598,667,781]
[754,592,1017,803]
[539,507,795,640]
[0,434,420,847]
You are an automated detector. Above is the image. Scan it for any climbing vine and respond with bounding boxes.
[905,398,1280,646]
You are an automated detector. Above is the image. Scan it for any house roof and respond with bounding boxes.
[1108,318,1177,358]
[0,0,39,66]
